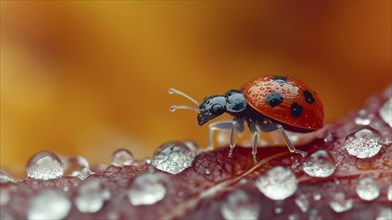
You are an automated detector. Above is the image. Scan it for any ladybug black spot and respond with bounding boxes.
[266,92,283,107]
[303,90,315,104]
[272,76,287,83]
[290,103,303,117]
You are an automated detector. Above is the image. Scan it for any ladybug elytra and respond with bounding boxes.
[169,75,324,163]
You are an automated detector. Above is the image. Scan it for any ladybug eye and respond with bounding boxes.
[211,104,225,115]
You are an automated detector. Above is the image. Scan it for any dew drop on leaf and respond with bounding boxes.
[75,179,111,213]
[303,150,336,178]
[111,148,134,166]
[220,190,259,220]
[26,151,64,180]
[27,190,70,220]
[255,166,297,200]
[127,173,166,206]
[379,98,392,127]
[151,141,196,174]
[329,192,353,213]
[343,126,383,159]
[355,177,380,201]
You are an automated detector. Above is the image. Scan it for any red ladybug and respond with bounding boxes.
[169,75,324,163]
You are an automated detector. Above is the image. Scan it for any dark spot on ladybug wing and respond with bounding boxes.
[303,90,315,104]
[272,76,287,83]
[265,92,283,107]
[290,102,303,117]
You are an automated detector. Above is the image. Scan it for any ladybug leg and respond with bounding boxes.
[206,120,239,155]
[247,119,259,164]
[277,124,307,157]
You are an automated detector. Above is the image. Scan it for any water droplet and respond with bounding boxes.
[387,185,392,201]
[313,193,321,201]
[205,169,211,175]
[27,190,70,220]
[220,190,259,220]
[111,148,134,166]
[380,98,392,127]
[128,173,166,206]
[75,179,111,213]
[324,132,333,143]
[376,207,392,220]
[355,177,380,201]
[344,126,383,159]
[274,207,283,214]
[26,151,64,180]
[288,213,300,220]
[303,150,336,178]
[255,166,297,200]
[354,109,372,125]
[151,141,196,174]
[329,192,353,213]
[0,188,10,206]
[0,170,16,183]
[308,209,322,220]
[64,156,93,180]
[295,194,309,213]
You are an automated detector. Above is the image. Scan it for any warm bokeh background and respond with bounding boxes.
[1,1,391,175]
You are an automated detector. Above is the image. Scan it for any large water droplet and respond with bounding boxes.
[329,192,353,213]
[255,166,297,200]
[26,151,64,180]
[151,141,196,174]
[127,173,166,206]
[64,156,93,180]
[0,188,10,206]
[111,148,134,166]
[387,184,392,201]
[377,207,392,220]
[27,190,70,220]
[380,98,392,127]
[344,126,383,159]
[295,194,309,213]
[0,170,16,183]
[220,190,259,220]
[303,150,336,178]
[355,177,380,201]
[75,179,111,213]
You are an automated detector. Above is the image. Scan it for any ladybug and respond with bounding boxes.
[169,75,324,163]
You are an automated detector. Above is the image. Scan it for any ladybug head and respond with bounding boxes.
[169,88,246,126]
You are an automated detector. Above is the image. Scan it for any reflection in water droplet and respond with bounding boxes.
[255,166,297,200]
[343,126,383,159]
[111,148,134,166]
[303,150,336,178]
[128,173,166,206]
[75,179,111,213]
[388,185,392,201]
[27,190,70,220]
[295,194,309,213]
[0,170,16,184]
[64,156,93,180]
[376,207,392,220]
[380,98,392,127]
[0,188,10,206]
[355,177,380,201]
[329,192,353,213]
[151,141,196,174]
[26,151,64,180]
[221,190,259,220]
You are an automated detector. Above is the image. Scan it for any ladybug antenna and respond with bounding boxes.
[169,105,199,112]
[168,88,199,106]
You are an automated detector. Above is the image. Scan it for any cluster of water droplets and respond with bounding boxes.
[343,126,384,159]
[151,141,197,174]
[302,150,336,178]
[255,166,297,200]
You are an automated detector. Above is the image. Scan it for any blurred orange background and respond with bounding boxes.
[1,1,391,175]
